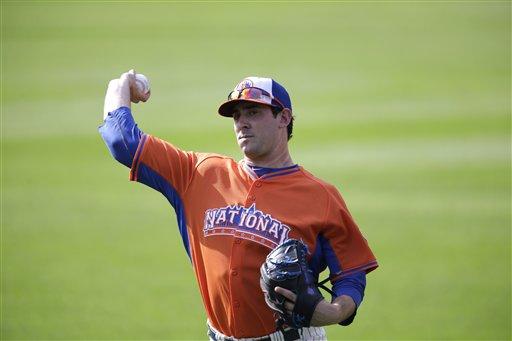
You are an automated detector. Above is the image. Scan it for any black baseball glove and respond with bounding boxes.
[260,239,324,329]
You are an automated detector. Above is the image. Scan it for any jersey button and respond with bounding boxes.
[255,181,262,188]
[249,195,256,201]
[231,269,238,276]
[234,238,241,244]
[234,300,240,308]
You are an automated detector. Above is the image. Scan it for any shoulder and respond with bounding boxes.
[196,152,235,164]
[298,167,347,209]
[298,167,341,195]
[195,152,239,170]
[142,135,238,170]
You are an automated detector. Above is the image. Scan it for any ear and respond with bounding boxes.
[278,108,292,128]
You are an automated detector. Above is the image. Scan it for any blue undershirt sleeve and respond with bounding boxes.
[98,106,143,167]
[309,236,368,326]
[332,271,366,307]
[332,271,366,326]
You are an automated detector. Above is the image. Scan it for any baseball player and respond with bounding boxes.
[99,71,378,340]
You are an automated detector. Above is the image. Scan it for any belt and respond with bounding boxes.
[207,324,301,341]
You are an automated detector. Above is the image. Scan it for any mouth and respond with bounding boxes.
[238,135,253,140]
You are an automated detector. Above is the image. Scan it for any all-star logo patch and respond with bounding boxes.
[203,203,290,248]
[235,78,254,91]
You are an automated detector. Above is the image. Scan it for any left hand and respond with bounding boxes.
[274,287,355,326]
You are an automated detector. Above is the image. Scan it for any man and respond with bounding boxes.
[99,71,378,340]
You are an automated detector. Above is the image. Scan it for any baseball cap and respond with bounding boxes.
[218,77,292,117]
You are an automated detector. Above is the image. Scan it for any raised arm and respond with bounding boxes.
[99,70,151,167]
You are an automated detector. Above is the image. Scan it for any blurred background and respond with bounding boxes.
[2,2,510,340]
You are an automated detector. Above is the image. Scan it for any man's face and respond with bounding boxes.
[232,102,283,160]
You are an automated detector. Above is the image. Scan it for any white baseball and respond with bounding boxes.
[135,73,150,95]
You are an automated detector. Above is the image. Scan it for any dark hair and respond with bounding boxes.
[271,106,294,140]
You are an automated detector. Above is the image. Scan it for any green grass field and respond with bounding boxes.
[2,2,510,340]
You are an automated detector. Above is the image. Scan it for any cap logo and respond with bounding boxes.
[235,78,254,91]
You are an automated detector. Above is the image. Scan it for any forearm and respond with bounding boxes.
[311,295,356,326]
[100,70,152,166]
[103,74,132,120]
[274,271,363,328]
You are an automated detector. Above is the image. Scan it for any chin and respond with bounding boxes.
[240,146,260,159]
[239,141,252,154]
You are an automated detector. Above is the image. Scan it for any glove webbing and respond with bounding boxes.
[317,277,335,297]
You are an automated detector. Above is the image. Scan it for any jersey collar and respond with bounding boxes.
[239,160,300,180]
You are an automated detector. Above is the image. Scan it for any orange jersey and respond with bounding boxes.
[129,134,378,338]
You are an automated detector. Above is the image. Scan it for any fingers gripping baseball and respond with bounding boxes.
[103,69,151,119]
[125,69,151,103]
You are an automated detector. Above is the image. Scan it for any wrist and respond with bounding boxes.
[311,300,344,326]
[329,301,345,324]
[334,295,357,324]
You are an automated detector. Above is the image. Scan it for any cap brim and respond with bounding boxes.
[218,99,277,117]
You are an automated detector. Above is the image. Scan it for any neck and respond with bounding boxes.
[244,146,294,168]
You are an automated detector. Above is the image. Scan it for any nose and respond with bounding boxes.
[234,114,250,131]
